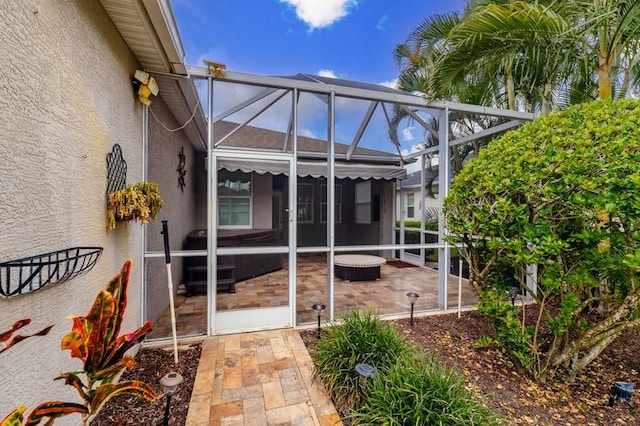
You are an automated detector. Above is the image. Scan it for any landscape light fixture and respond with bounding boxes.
[355,363,377,394]
[312,302,326,339]
[406,292,419,326]
[607,381,634,406]
[133,69,159,106]
[160,371,184,426]
[509,286,522,307]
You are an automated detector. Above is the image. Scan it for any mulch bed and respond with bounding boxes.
[301,310,640,425]
[90,344,201,426]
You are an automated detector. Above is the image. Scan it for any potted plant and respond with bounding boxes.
[106,182,163,231]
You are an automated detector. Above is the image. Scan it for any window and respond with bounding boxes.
[355,181,371,224]
[406,193,415,219]
[297,183,314,223]
[218,170,251,228]
[321,184,342,223]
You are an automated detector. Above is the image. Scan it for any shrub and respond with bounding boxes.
[444,99,640,380]
[351,352,502,425]
[311,309,414,410]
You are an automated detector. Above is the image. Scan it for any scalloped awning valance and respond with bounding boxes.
[216,158,406,181]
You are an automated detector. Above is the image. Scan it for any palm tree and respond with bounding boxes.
[426,0,640,113]
[391,10,507,188]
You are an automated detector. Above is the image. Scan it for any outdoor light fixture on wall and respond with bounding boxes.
[133,69,159,106]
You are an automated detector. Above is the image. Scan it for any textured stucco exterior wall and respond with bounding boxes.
[145,95,198,326]
[0,1,145,420]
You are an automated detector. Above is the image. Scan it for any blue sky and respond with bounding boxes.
[171,0,466,155]
[173,0,464,84]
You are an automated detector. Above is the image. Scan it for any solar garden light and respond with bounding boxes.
[406,292,419,326]
[509,286,522,307]
[312,302,326,339]
[355,363,377,394]
[160,371,184,426]
[607,381,634,406]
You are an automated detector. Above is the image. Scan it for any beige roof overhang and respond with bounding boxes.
[99,0,207,149]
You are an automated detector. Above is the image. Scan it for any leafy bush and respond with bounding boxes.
[351,352,502,425]
[444,99,640,380]
[311,309,414,410]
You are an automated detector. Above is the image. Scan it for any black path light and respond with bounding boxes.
[406,292,420,326]
[312,302,326,339]
[607,381,634,406]
[160,371,184,426]
[509,286,523,307]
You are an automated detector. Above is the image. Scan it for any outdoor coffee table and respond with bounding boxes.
[334,254,386,281]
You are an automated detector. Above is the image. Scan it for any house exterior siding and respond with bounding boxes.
[0,1,156,420]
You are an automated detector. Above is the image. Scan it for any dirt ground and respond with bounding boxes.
[90,344,201,426]
[93,309,639,425]
[301,310,640,426]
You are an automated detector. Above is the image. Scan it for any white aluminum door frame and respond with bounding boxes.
[211,151,295,334]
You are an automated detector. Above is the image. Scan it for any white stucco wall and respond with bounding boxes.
[144,95,199,326]
[0,1,146,421]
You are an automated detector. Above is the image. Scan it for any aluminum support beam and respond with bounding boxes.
[214,89,290,147]
[290,88,299,326]
[403,119,526,160]
[346,101,378,161]
[213,87,279,123]
[328,91,336,323]
[399,105,439,141]
[437,107,450,310]
[186,66,537,121]
[206,76,215,335]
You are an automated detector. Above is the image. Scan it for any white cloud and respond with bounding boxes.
[402,126,415,142]
[400,144,423,157]
[317,69,337,79]
[280,0,358,29]
[378,78,398,89]
[299,128,317,138]
[375,14,388,31]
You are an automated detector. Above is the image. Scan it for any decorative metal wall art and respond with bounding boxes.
[0,247,103,297]
[106,144,127,197]
[177,147,186,191]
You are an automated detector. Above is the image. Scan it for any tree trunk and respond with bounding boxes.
[597,54,612,101]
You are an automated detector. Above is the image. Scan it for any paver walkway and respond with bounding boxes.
[185,329,343,425]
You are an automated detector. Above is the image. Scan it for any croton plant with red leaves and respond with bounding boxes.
[1,259,157,426]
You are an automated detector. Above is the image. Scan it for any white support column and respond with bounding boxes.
[328,91,336,322]
[207,76,215,335]
[437,107,450,310]
[419,154,426,266]
[141,105,149,326]
[290,88,298,326]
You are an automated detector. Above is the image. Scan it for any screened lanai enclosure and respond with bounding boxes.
[142,65,535,339]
